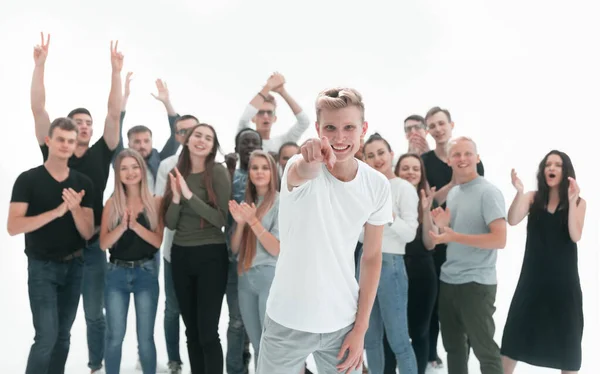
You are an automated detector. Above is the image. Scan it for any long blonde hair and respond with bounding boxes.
[238,150,280,274]
[110,149,158,231]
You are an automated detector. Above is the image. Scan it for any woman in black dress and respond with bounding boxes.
[501,150,587,374]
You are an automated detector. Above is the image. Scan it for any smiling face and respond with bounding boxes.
[447,138,480,179]
[426,111,454,145]
[249,155,272,189]
[544,153,563,188]
[397,155,422,187]
[119,156,142,186]
[316,106,368,164]
[187,126,215,158]
[128,131,153,159]
[364,139,394,176]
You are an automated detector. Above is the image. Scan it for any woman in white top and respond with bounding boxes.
[360,133,419,374]
[229,150,281,368]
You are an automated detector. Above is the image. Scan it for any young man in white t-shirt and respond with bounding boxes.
[257,87,393,374]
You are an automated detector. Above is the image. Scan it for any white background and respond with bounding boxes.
[0,0,598,372]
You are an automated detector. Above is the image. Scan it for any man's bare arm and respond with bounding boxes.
[355,223,384,332]
[7,202,66,236]
[31,32,51,145]
[103,41,124,150]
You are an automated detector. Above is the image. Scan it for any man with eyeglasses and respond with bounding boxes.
[404,114,430,155]
[237,72,310,153]
[114,74,182,194]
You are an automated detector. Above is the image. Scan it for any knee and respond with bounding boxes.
[34,328,59,351]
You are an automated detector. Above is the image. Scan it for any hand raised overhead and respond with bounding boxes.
[151,79,170,103]
[110,40,124,72]
[511,168,524,193]
[124,72,134,97]
[33,32,50,66]
[268,72,286,93]
[300,137,336,171]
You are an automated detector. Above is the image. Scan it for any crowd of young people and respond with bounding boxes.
[8,34,587,374]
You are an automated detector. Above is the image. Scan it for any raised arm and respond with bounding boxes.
[420,188,438,250]
[507,169,533,226]
[271,75,311,143]
[31,32,51,145]
[237,74,285,133]
[103,41,124,151]
[567,178,586,242]
[151,80,179,159]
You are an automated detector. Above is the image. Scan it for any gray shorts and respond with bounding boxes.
[256,313,362,374]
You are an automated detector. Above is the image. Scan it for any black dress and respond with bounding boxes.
[500,208,583,371]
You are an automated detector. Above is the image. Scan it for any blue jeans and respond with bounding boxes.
[104,259,159,374]
[163,258,182,364]
[26,256,83,374]
[226,259,250,374]
[82,239,108,371]
[238,265,275,367]
[362,254,417,374]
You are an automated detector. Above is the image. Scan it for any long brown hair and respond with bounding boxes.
[395,153,429,224]
[160,123,222,228]
[110,149,159,230]
[238,150,279,274]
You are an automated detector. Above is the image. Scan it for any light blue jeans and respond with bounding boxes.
[104,259,159,374]
[238,265,276,367]
[360,253,417,374]
[82,239,107,371]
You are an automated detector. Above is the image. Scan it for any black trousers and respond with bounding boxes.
[172,243,229,374]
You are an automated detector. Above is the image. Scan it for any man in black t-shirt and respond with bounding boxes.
[420,106,485,369]
[8,118,95,374]
[30,33,123,373]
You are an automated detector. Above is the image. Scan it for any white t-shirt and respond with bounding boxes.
[266,154,393,333]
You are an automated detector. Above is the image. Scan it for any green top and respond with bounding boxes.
[165,164,232,247]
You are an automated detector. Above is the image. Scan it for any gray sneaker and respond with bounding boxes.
[167,361,182,374]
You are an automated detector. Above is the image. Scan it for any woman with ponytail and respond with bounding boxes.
[228,150,280,367]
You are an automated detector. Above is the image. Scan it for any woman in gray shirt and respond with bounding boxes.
[229,150,280,368]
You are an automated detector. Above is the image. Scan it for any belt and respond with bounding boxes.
[61,249,83,262]
[110,257,153,268]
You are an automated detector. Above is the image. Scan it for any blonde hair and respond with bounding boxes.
[315,87,365,123]
[238,150,280,274]
[446,136,478,155]
[110,149,159,231]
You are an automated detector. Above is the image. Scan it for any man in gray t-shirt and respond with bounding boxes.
[429,137,506,374]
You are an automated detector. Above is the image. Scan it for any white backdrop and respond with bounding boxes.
[0,0,598,372]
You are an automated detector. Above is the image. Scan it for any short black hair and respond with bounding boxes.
[235,128,262,149]
[403,114,425,125]
[175,114,199,127]
[127,125,152,138]
[67,107,92,119]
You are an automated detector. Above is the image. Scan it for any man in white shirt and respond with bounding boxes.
[257,87,393,374]
[153,114,199,374]
[237,72,310,153]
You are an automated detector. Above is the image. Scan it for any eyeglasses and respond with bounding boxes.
[257,110,275,117]
[404,124,426,133]
[176,129,190,136]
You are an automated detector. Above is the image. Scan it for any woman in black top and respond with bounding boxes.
[100,149,164,374]
[501,151,586,374]
[395,153,439,374]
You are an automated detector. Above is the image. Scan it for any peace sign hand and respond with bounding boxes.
[420,186,437,211]
[33,32,50,66]
[110,40,124,72]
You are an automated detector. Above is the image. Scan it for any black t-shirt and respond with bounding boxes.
[41,137,114,227]
[109,212,159,261]
[421,150,485,194]
[11,165,95,261]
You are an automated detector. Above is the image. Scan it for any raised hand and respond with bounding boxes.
[429,227,456,245]
[568,177,580,203]
[124,72,134,97]
[420,186,437,211]
[169,172,181,204]
[110,40,124,72]
[151,79,170,103]
[62,188,85,211]
[300,137,336,171]
[431,206,451,228]
[239,202,258,225]
[33,32,50,66]
[174,168,192,200]
[408,132,428,154]
[228,200,246,224]
[511,168,524,193]
[268,72,286,93]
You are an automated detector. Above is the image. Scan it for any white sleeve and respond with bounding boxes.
[387,181,419,243]
[367,175,393,226]
[155,158,173,196]
[275,110,311,145]
[237,104,259,133]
